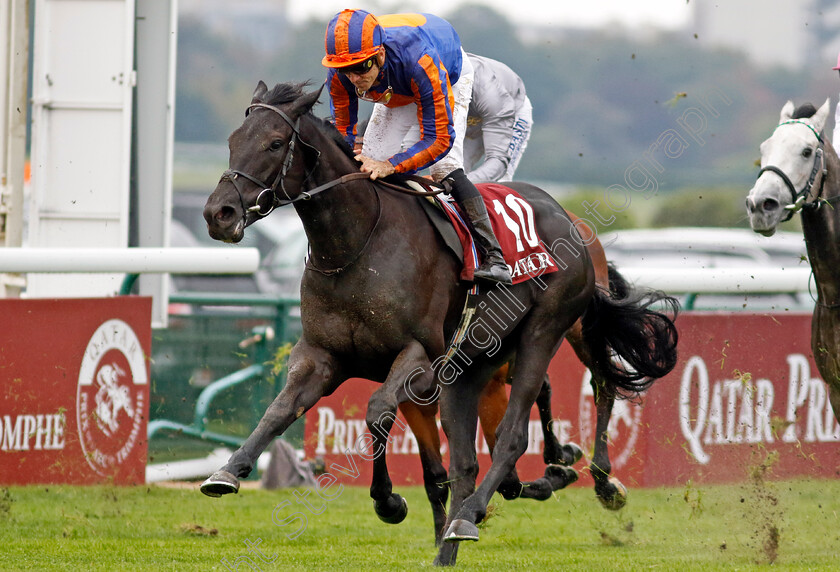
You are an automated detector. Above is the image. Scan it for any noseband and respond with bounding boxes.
[756,120,827,221]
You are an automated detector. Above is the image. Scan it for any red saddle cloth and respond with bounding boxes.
[435,183,560,285]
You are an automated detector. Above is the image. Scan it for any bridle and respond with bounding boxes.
[757,118,840,309]
[219,102,325,220]
[217,99,450,276]
[219,101,449,223]
[756,119,829,222]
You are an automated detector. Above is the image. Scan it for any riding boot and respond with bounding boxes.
[444,169,513,285]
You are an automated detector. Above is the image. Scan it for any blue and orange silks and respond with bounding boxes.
[326,13,463,175]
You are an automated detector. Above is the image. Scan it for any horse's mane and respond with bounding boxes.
[792,102,817,119]
[260,81,356,161]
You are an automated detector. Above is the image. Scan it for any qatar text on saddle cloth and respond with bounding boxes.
[436,184,559,284]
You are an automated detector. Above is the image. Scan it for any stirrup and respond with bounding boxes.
[473,262,512,285]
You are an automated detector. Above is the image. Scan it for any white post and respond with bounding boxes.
[0,0,29,297]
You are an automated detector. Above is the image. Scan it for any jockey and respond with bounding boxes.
[464,53,533,183]
[322,9,512,285]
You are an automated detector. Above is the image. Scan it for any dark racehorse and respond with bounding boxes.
[202,81,678,565]
[398,223,640,544]
[747,99,840,427]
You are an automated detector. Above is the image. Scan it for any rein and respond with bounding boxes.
[756,120,829,221]
[222,102,448,219]
[224,100,450,276]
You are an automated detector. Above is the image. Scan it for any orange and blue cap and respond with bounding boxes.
[323,9,384,68]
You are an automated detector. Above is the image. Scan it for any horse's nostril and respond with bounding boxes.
[762,198,779,212]
[215,206,237,224]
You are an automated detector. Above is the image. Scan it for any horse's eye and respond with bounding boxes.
[802,147,813,158]
[269,139,284,151]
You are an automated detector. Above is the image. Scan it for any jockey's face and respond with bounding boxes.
[341,49,384,94]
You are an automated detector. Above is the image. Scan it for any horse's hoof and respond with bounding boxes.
[559,443,584,465]
[597,477,628,511]
[545,464,579,491]
[374,493,408,524]
[443,519,479,542]
[200,470,240,497]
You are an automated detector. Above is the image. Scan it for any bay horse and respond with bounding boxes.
[201,81,678,565]
[746,99,840,427]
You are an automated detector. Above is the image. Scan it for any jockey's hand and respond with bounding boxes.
[356,155,395,180]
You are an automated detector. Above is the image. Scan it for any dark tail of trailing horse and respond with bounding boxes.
[581,264,679,398]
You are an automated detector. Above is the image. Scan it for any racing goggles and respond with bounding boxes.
[337,56,377,76]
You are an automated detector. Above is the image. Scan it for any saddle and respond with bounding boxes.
[408,180,559,285]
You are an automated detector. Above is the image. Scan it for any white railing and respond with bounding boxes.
[0,247,259,274]
[618,266,811,294]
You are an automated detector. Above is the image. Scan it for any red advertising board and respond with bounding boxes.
[0,298,151,486]
[303,312,840,488]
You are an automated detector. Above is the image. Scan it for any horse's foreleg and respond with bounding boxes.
[400,401,449,545]
[200,341,341,497]
[366,341,434,527]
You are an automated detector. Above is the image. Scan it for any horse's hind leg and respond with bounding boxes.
[365,340,435,528]
[589,382,627,509]
[201,340,341,497]
[479,371,577,501]
[444,333,567,543]
[434,368,484,566]
[534,373,583,466]
[567,325,627,510]
[399,400,449,545]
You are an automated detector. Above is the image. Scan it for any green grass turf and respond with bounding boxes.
[0,478,838,570]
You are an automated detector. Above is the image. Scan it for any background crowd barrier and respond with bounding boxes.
[303,311,839,488]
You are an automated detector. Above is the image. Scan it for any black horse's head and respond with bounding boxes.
[203,81,323,243]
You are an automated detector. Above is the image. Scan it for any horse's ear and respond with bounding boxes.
[290,84,325,117]
[252,81,269,104]
[813,98,831,133]
[779,100,795,123]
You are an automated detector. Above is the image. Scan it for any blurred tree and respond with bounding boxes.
[649,187,750,228]
[173,5,835,197]
[446,4,521,61]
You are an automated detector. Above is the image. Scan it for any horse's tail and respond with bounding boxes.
[606,261,632,299]
[581,268,680,398]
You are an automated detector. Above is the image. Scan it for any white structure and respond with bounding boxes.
[28,0,137,297]
[1,0,181,326]
[0,0,28,295]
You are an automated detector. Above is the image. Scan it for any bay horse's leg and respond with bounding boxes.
[433,368,485,566]
[365,340,436,527]
[201,340,341,497]
[566,322,627,510]
[399,400,449,544]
